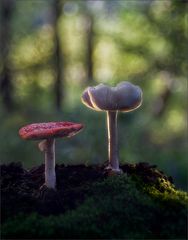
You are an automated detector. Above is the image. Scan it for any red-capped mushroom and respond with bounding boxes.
[19,122,83,189]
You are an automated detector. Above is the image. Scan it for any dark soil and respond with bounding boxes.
[1,162,173,223]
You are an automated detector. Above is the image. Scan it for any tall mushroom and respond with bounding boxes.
[82,81,142,174]
[19,122,83,189]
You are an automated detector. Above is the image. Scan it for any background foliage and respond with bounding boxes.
[0,0,187,189]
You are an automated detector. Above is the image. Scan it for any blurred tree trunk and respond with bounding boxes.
[85,13,94,84]
[0,0,15,111]
[152,80,173,117]
[52,0,64,111]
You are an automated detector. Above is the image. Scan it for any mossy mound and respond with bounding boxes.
[1,162,188,239]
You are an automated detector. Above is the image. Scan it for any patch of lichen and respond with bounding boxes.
[2,174,188,239]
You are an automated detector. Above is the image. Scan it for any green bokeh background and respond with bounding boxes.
[0,0,187,189]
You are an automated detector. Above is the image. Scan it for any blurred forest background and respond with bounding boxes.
[0,0,187,189]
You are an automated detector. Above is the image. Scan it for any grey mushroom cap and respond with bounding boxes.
[81,81,143,112]
[82,87,95,110]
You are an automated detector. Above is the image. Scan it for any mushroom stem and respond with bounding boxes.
[107,111,121,172]
[39,139,56,189]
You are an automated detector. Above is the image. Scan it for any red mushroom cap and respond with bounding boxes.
[19,122,84,140]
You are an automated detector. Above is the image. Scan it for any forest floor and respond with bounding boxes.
[1,161,173,221]
[1,162,187,239]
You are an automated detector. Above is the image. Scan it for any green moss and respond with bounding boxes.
[2,174,187,239]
